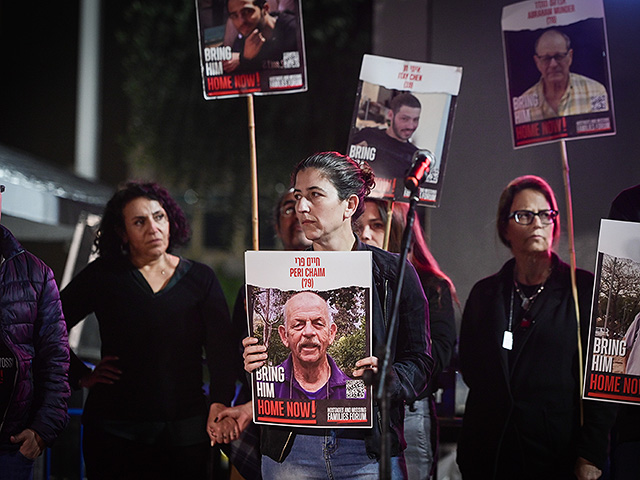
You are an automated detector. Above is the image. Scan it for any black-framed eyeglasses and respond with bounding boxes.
[535,51,570,65]
[0,185,4,193]
[509,209,558,225]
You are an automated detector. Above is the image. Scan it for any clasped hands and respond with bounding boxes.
[207,402,253,446]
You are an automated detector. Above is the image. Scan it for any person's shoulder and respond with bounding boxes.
[17,249,55,284]
[0,224,23,258]
[609,184,640,221]
[404,141,419,153]
[354,127,386,140]
[521,77,542,98]
[552,254,594,285]
[183,258,215,276]
[274,10,297,27]
[363,242,399,266]
[81,255,123,274]
[327,354,351,382]
[469,261,512,293]
[420,272,452,296]
[616,184,640,199]
[575,266,595,288]
[570,72,607,92]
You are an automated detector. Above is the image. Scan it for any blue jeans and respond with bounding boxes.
[0,450,35,480]
[403,398,433,480]
[261,430,407,479]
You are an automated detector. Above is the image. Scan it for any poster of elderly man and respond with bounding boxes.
[502,0,615,148]
[244,251,373,428]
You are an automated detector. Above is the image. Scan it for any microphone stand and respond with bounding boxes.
[376,183,422,479]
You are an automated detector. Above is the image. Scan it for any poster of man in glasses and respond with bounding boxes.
[502,0,615,148]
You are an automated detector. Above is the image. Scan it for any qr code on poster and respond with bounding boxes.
[283,51,300,69]
[591,94,608,111]
[346,379,366,399]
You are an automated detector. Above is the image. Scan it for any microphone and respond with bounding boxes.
[404,150,434,190]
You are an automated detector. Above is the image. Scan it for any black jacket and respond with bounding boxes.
[457,254,615,479]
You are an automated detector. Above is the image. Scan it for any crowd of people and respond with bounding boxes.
[0,153,638,480]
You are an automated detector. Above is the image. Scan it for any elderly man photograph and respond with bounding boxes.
[519,28,609,121]
[274,291,353,400]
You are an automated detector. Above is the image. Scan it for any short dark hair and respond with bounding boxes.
[227,0,267,11]
[496,175,560,248]
[291,152,375,220]
[389,93,421,114]
[95,181,190,258]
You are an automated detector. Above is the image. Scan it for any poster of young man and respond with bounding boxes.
[346,54,462,207]
[502,0,615,148]
[195,0,307,99]
[583,220,640,405]
[245,250,373,427]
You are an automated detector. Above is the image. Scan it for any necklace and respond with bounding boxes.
[514,281,545,311]
[503,266,553,350]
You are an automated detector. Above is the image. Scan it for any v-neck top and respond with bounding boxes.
[60,255,237,443]
[130,257,189,296]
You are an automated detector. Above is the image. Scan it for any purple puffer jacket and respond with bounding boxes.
[0,225,70,450]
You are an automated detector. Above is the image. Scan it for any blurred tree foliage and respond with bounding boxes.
[597,255,640,338]
[116,0,372,251]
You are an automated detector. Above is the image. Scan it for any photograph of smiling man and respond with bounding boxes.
[346,55,462,206]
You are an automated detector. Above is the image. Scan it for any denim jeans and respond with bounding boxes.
[0,450,35,480]
[403,398,433,480]
[261,430,407,479]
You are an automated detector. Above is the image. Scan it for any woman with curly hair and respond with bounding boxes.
[61,182,238,479]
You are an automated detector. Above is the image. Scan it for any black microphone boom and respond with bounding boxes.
[404,150,434,190]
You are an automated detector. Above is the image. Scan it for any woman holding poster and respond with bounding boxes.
[239,152,433,479]
[457,176,615,479]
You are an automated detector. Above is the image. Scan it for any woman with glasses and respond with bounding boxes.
[456,175,614,480]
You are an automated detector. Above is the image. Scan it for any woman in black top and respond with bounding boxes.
[61,182,238,479]
[457,175,614,480]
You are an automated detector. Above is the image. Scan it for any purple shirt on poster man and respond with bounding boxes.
[273,291,364,401]
[273,354,352,400]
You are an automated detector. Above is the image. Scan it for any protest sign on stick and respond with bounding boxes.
[346,54,462,207]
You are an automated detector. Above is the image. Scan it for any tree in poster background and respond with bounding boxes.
[597,254,640,340]
[251,287,286,350]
